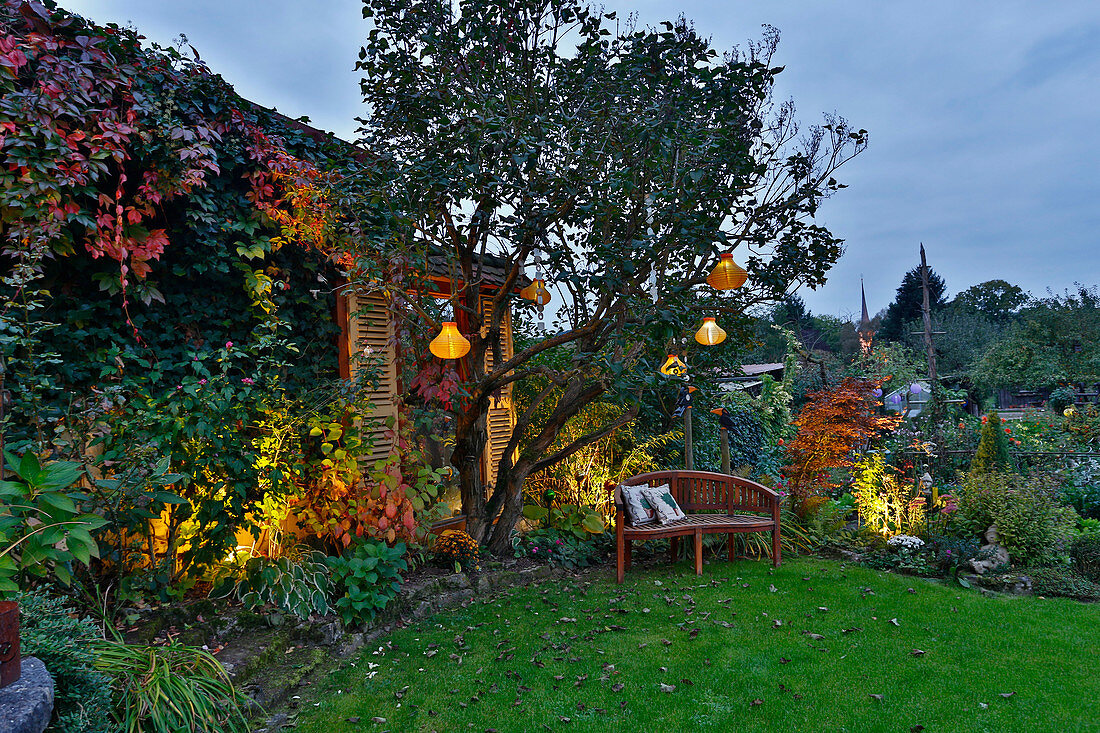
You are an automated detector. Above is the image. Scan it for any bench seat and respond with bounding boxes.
[611,471,781,583]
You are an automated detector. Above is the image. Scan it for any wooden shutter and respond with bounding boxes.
[346,290,398,464]
[481,295,516,488]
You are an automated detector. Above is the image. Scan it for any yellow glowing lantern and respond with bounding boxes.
[429,322,470,359]
[706,253,748,291]
[520,278,552,306]
[694,317,726,346]
[660,354,688,377]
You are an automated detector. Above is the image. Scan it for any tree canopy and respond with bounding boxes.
[356,0,867,551]
[879,264,946,341]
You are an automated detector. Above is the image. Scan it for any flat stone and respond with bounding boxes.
[0,658,54,733]
[440,573,471,590]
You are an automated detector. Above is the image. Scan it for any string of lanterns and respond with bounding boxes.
[429,249,746,361]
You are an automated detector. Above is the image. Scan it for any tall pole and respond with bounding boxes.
[919,243,938,386]
[719,427,730,475]
[684,403,694,471]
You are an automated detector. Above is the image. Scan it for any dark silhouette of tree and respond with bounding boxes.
[952,279,1029,321]
[879,266,946,341]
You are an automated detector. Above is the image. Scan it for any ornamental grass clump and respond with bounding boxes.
[435,529,481,572]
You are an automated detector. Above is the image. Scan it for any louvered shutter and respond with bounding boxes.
[481,295,516,488]
[346,290,398,464]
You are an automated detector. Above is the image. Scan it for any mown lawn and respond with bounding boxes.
[293,557,1099,732]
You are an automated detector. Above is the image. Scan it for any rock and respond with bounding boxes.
[476,575,492,593]
[0,657,54,733]
[440,573,471,590]
[336,632,365,658]
[414,601,433,618]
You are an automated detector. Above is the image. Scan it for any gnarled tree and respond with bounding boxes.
[356,0,867,552]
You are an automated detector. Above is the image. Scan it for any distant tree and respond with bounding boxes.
[974,286,1100,391]
[879,266,946,341]
[952,280,1029,321]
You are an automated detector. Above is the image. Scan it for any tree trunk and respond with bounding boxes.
[453,408,490,542]
[486,467,527,555]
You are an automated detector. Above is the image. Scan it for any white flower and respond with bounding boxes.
[887,534,925,551]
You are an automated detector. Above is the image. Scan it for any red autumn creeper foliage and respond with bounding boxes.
[783,378,900,515]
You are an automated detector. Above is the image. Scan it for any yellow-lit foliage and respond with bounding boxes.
[852,453,926,537]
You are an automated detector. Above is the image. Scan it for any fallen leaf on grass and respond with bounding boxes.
[345,718,360,724]
[803,632,825,641]
[750,699,764,706]
[911,649,925,656]
[779,657,790,664]
[889,618,900,626]
[660,683,676,693]
[1000,692,1016,698]
[869,694,884,702]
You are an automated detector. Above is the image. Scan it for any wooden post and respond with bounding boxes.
[719,427,730,475]
[684,405,694,471]
[920,243,938,386]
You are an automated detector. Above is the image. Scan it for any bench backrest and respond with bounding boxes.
[617,470,778,515]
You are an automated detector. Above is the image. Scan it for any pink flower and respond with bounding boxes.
[198,378,207,385]
[532,547,538,553]
[225,341,233,348]
[556,539,563,545]
[241,377,255,385]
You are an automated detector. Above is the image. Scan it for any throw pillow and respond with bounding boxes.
[620,485,656,526]
[641,484,686,524]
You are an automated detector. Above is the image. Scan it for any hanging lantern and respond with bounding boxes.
[694,317,727,346]
[660,354,688,377]
[429,322,470,359]
[706,253,748,291]
[520,278,552,306]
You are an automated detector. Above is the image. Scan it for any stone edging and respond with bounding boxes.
[0,658,54,733]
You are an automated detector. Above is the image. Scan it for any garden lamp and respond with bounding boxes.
[694,317,727,346]
[706,253,748,291]
[429,322,471,359]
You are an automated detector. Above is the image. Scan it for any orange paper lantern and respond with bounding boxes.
[520,278,552,306]
[706,253,748,290]
[429,322,470,359]
[694,317,727,346]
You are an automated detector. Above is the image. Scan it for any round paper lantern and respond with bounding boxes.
[909,383,922,394]
[429,322,470,359]
[872,388,883,398]
[706,253,748,291]
[694,317,727,346]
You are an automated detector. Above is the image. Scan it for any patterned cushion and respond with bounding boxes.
[620,485,656,526]
[641,484,687,524]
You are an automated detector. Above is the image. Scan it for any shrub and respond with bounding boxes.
[434,529,482,571]
[326,539,407,626]
[92,640,251,733]
[970,411,1012,473]
[1062,459,1100,519]
[1048,386,1076,414]
[211,546,333,620]
[1027,566,1100,601]
[950,472,1078,564]
[511,527,606,570]
[521,503,605,537]
[17,590,113,733]
[852,453,926,537]
[1071,533,1100,582]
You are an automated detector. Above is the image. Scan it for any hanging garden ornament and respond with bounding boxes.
[694,317,727,346]
[706,253,748,291]
[660,354,688,377]
[429,322,470,359]
[519,278,552,306]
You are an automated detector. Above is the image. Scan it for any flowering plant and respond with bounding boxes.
[434,529,481,572]
[886,534,925,552]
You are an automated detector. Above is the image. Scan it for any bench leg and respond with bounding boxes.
[694,530,703,576]
[625,539,632,570]
[772,527,782,568]
[669,536,679,564]
[728,533,736,562]
[616,538,625,583]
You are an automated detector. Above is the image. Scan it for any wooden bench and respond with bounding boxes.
[610,470,781,583]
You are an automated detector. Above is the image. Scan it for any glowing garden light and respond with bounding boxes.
[429,322,470,359]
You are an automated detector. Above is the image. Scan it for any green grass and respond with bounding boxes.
[293,558,1099,732]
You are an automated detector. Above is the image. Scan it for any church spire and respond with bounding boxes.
[858,277,874,354]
